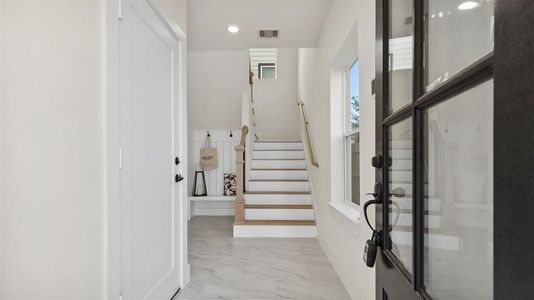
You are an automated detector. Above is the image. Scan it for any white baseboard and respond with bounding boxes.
[192,208,234,216]
[318,238,370,300]
[233,224,317,238]
[189,196,235,217]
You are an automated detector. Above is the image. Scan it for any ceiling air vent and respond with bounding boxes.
[258,30,279,39]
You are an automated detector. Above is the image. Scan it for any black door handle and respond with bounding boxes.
[363,182,383,232]
[175,174,184,183]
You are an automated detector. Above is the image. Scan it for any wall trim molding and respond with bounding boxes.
[192,208,235,217]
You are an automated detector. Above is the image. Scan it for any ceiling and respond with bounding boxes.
[187,0,333,51]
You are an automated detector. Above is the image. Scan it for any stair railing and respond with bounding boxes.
[234,125,249,225]
[298,100,319,168]
[248,51,260,141]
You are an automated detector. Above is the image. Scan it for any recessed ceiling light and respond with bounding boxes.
[458,1,480,10]
[227,25,239,33]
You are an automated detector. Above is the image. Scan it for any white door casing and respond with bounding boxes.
[117,1,183,299]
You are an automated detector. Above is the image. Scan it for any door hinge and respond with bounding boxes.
[118,0,122,20]
[119,147,123,169]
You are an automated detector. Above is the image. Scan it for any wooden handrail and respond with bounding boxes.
[298,100,319,168]
[234,125,249,225]
[239,125,249,146]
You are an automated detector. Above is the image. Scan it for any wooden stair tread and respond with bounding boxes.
[246,191,311,195]
[249,179,308,182]
[242,220,316,226]
[245,204,313,209]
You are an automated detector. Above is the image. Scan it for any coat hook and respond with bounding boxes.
[230,130,233,138]
[207,130,211,137]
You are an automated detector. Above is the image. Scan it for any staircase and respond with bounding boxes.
[233,140,317,238]
[389,135,461,253]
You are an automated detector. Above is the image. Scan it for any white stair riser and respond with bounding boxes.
[390,170,412,182]
[254,143,303,150]
[244,194,312,205]
[390,183,412,195]
[392,196,442,212]
[391,231,460,251]
[390,149,411,159]
[390,140,412,149]
[245,208,315,220]
[391,159,412,170]
[253,151,305,159]
[389,183,429,195]
[233,224,317,238]
[392,213,441,229]
[251,170,308,180]
[249,181,310,192]
[252,160,307,169]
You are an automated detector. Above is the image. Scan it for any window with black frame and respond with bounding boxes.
[375,0,498,299]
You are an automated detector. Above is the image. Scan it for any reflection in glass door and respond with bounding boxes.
[388,118,413,274]
[424,80,493,300]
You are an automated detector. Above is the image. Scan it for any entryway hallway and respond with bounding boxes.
[177,216,350,300]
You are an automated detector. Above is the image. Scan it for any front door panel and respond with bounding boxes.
[374,0,499,299]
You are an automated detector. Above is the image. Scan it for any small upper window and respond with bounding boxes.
[249,48,277,79]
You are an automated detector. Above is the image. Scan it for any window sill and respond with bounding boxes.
[329,202,361,235]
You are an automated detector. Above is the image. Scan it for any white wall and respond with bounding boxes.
[0,1,188,299]
[0,1,105,299]
[187,50,249,193]
[188,51,249,130]
[298,1,376,299]
[254,48,299,140]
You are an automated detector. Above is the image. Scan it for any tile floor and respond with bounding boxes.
[176,216,351,300]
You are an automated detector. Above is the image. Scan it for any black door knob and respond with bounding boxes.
[175,157,181,165]
[175,174,184,183]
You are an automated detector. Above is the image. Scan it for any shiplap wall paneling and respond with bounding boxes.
[193,129,240,196]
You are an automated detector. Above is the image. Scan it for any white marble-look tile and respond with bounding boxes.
[176,216,351,300]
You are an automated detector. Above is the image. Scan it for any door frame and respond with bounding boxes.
[105,1,189,298]
[374,0,534,299]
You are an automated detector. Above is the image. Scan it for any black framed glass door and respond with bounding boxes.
[374,0,534,299]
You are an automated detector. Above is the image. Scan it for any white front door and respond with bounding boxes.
[119,1,181,299]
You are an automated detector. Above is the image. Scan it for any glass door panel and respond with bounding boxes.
[388,117,413,274]
[388,0,413,114]
[424,80,494,299]
[425,0,495,91]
